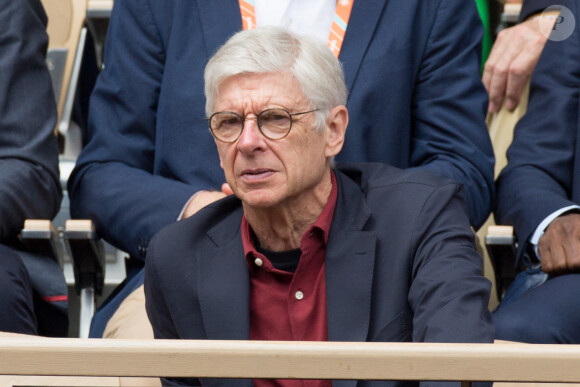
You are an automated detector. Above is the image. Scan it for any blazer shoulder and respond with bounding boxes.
[336,162,463,194]
[149,195,243,252]
[335,162,469,229]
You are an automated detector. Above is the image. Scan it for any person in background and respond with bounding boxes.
[0,0,67,336]
[494,0,580,343]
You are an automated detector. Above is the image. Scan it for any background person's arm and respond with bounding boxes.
[410,0,494,229]
[0,0,61,242]
[68,0,225,259]
[495,0,580,264]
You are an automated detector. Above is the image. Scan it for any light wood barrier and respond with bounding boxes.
[1,338,580,385]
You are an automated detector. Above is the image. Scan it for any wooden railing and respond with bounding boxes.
[1,338,580,385]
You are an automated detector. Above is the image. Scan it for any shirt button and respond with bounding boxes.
[254,258,263,267]
[295,291,304,300]
[285,18,292,27]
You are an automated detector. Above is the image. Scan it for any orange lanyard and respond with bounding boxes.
[238,1,354,58]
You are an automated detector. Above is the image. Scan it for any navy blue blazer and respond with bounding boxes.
[0,0,67,336]
[520,0,568,21]
[0,0,61,241]
[496,0,580,260]
[145,163,494,387]
[69,0,494,260]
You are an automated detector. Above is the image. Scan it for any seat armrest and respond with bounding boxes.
[20,219,65,268]
[485,225,517,300]
[64,219,105,297]
[64,219,106,338]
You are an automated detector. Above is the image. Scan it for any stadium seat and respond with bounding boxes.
[479,81,530,304]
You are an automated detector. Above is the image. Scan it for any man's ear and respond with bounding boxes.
[325,105,348,158]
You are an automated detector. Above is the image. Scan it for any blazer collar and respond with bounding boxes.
[198,205,253,387]
[199,204,250,341]
[325,169,376,345]
[340,0,389,94]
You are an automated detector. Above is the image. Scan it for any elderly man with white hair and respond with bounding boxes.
[144,27,493,387]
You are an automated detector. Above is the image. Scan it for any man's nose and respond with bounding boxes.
[237,116,265,150]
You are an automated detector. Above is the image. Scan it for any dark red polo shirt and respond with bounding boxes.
[241,172,337,387]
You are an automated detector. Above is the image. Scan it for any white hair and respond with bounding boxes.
[204,26,348,130]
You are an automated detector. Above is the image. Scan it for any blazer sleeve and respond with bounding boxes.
[519,0,568,21]
[67,0,203,259]
[408,183,494,344]
[0,0,61,242]
[496,0,580,261]
[411,0,495,229]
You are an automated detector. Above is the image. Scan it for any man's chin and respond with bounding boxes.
[239,190,281,210]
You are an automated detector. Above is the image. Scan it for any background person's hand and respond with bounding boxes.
[538,213,580,275]
[482,14,556,112]
[221,183,234,196]
[181,184,235,219]
[182,190,228,219]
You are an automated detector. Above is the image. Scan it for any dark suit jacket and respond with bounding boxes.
[69,0,494,261]
[0,0,61,242]
[145,163,494,387]
[496,0,580,261]
[520,0,568,21]
[0,0,67,336]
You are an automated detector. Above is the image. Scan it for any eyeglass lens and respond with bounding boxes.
[210,108,293,142]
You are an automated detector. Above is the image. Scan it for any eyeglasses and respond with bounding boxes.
[208,108,319,143]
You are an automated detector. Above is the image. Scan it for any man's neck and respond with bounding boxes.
[243,174,333,251]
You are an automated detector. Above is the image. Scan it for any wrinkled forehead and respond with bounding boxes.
[213,72,310,112]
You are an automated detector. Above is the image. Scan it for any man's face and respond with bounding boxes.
[213,72,337,210]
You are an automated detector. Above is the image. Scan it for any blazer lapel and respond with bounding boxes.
[197,209,253,387]
[340,0,389,94]
[327,231,375,387]
[197,0,243,58]
[197,208,251,342]
[326,170,376,344]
